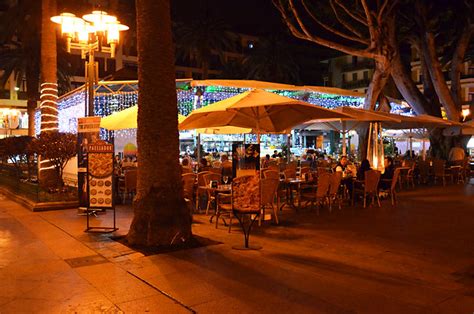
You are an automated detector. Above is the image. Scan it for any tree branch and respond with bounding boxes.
[299,0,369,45]
[327,0,368,42]
[273,0,377,58]
[361,0,377,44]
[334,0,368,26]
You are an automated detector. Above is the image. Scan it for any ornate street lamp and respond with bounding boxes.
[51,11,128,117]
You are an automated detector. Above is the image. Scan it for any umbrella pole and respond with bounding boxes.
[197,133,201,163]
[342,121,347,156]
[409,129,413,158]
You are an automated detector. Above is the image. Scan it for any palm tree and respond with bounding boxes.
[243,35,300,84]
[40,0,58,133]
[175,17,236,79]
[127,0,192,246]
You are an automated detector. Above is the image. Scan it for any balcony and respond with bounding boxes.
[342,60,374,72]
[342,79,372,90]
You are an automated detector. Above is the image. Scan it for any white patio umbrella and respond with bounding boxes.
[179,89,351,146]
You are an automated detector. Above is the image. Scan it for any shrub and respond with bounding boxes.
[30,132,77,187]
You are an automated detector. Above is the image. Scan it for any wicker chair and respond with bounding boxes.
[121,169,137,203]
[433,160,451,186]
[264,170,286,211]
[283,168,297,180]
[352,170,381,208]
[380,168,401,206]
[328,172,343,212]
[301,172,330,215]
[195,171,210,212]
[203,173,222,214]
[182,173,196,213]
[259,178,280,225]
[418,161,430,185]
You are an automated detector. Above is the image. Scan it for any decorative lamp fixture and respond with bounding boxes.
[51,10,128,58]
[461,108,470,121]
[51,10,128,117]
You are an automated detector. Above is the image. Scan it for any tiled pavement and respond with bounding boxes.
[1,180,474,313]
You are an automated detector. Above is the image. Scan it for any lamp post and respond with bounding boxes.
[51,11,128,117]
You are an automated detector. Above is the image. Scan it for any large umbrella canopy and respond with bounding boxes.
[100,105,185,130]
[195,126,253,134]
[299,107,401,131]
[375,112,456,130]
[179,89,351,133]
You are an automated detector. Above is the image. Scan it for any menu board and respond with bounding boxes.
[232,143,260,178]
[87,141,114,208]
[77,117,101,208]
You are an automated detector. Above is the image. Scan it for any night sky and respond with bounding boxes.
[172,0,286,36]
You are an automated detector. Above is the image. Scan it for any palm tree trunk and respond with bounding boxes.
[127,0,192,247]
[39,0,58,188]
[40,0,58,133]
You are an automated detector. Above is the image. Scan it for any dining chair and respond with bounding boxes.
[259,178,280,226]
[182,173,196,214]
[328,172,343,212]
[352,170,381,208]
[195,171,210,212]
[380,168,401,206]
[264,170,286,211]
[433,160,451,186]
[301,172,330,215]
[204,173,222,214]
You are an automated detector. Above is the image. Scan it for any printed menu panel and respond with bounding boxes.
[88,141,114,208]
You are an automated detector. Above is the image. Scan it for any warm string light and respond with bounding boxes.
[40,82,59,133]
[48,82,416,141]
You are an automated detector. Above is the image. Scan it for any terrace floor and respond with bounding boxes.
[1,180,474,313]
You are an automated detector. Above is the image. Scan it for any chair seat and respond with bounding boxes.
[219,203,232,210]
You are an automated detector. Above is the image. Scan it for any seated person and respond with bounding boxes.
[221,154,232,168]
[198,157,211,172]
[261,154,271,168]
[380,157,395,189]
[335,156,354,195]
[356,159,371,180]
[271,150,279,158]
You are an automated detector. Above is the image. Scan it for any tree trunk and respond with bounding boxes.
[40,0,58,133]
[421,31,459,121]
[364,60,390,110]
[127,0,192,247]
[450,23,472,108]
[390,47,432,116]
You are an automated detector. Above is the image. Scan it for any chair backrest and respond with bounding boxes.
[124,169,137,190]
[208,167,222,174]
[433,160,446,176]
[232,175,260,212]
[364,170,381,193]
[181,166,192,174]
[283,168,296,180]
[300,167,310,176]
[204,173,222,186]
[418,161,429,176]
[268,164,279,172]
[211,160,222,168]
[182,173,196,198]
[279,162,287,172]
[264,170,280,180]
[391,168,401,191]
[260,178,279,205]
[329,172,342,195]
[197,171,210,187]
[316,172,331,198]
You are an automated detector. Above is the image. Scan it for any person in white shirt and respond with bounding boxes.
[448,143,465,166]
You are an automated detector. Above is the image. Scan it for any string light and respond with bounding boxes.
[47,81,416,141]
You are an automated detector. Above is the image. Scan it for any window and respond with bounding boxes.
[342,73,346,82]
[352,56,358,65]
[363,71,369,80]
[352,72,358,81]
